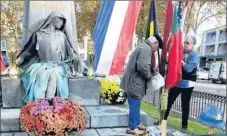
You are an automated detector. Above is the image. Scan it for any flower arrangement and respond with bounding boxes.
[100,77,126,104]
[20,97,86,136]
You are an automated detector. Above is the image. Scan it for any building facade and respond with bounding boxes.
[1,38,7,57]
[199,26,227,67]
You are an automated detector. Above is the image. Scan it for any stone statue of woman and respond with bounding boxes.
[16,11,84,102]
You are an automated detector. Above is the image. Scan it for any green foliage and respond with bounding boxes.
[135,0,167,41]
[1,1,23,38]
[75,1,100,42]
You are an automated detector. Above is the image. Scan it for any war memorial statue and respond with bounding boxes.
[16,11,84,102]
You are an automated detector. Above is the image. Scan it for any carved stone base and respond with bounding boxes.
[1,105,148,132]
[1,77,100,108]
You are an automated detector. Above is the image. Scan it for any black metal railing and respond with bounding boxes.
[143,90,227,121]
[171,91,227,121]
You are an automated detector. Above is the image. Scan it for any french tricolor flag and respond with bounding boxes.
[93,1,142,76]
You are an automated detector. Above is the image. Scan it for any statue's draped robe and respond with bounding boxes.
[18,12,83,102]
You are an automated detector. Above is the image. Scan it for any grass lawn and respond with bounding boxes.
[141,101,225,135]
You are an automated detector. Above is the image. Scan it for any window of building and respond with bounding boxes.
[1,39,7,51]
[219,29,226,42]
[205,45,215,56]
[217,44,227,56]
[206,32,216,44]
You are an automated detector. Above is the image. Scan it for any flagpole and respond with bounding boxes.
[161,2,176,136]
[158,0,173,136]
[144,0,172,134]
[161,1,187,135]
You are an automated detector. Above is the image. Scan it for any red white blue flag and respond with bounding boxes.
[93,1,142,76]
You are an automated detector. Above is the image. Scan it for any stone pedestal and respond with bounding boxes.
[1,105,148,132]
[69,78,100,106]
[1,77,100,108]
[1,77,25,108]
[0,77,149,136]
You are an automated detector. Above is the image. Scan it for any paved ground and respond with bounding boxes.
[194,80,226,96]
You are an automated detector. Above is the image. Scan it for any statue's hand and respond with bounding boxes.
[1,66,20,78]
[1,68,9,76]
[1,58,22,77]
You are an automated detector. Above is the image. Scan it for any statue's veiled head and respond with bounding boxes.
[18,11,83,74]
[53,17,64,30]
[38,11,67,32]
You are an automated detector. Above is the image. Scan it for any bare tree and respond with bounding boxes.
[184,1,226,36]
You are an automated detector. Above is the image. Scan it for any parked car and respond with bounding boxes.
[209,62,226,84]
[201,67,210,72]
[197,68,209,80]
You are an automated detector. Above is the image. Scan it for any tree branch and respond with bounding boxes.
[197,12,226,28]
[197,2,215,26]
[194,1,206,34]
[186,0,195,34]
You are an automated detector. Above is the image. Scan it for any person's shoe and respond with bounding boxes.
[181,126,188,132]
[126,128,144,135]
[153,121,159,125]
[137,124,147,130]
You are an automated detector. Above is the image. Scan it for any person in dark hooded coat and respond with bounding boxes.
[17,11,83,102]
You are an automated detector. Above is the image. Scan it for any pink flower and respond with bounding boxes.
[20,97,86,135]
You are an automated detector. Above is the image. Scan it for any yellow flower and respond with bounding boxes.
[111,85,119,94]
[100,79,109,91]
[116,98,121,102]
[215,114,222,120]
[105,99,111,104]
[99,78,123,104]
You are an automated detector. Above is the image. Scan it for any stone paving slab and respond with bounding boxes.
[147,117,158,126]
[2,127,213,136]
[84,107,91,128]
[1,77,100,108]
[80,129,99,136]
[95,126,182,136]
[96,127,133,136]
[85,105,148,128]
[0,133,14,136]
[1,109,20,132]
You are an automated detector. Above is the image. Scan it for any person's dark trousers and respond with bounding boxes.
[127,95,141,129]
[164,87,194,128]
